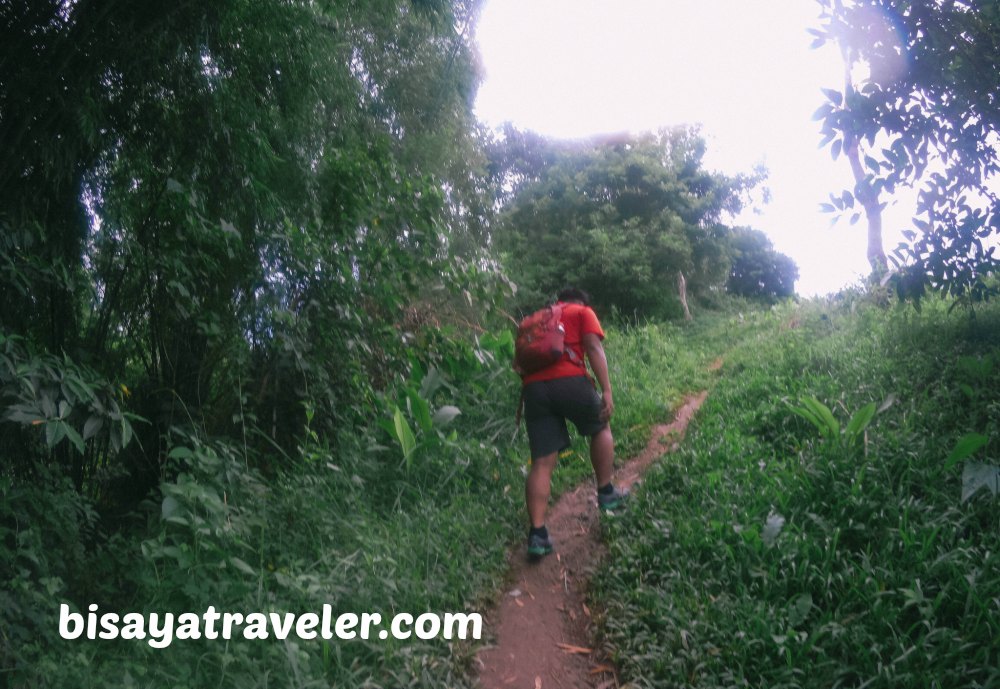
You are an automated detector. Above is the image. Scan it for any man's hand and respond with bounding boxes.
[600,390,614,422]
[583,332,615,424]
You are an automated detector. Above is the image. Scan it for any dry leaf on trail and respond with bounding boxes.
[581,603,591,617]
[514,598,524,607]
[589,664,615,675]
[556,643,592,655]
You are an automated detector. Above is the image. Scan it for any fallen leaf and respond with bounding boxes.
[556,643,592,655]
[514,598,524,607]
[589,664,615,675]
[581,603,591,617]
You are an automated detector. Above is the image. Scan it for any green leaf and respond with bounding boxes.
[392,406,417,466]
[161,495,180,520]
[845,402,876,445]
[63,423,85,454]
[419,366,445,400]
[45,420,66,448]
[406,389,433,434]
[788,403,823,434]
[799,396,840,440]
[946,433,988,470]
[121,419,133,449]
[229,557,257,576]
[82,416,103,440]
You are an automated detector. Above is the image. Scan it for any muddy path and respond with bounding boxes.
[476,391,709,689]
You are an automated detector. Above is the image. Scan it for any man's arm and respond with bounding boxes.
[582,332,613,422]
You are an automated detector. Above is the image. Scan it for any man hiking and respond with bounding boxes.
[515,287,627,559]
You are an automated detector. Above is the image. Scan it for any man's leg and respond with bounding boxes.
[591,425,628,510]
[589,425,614,486]
[526,450,559,528]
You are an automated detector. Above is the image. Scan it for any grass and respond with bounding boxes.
[16,295,998,688]
[548,306,777,495]
[12,308,747,689]
[593,294,1000,688]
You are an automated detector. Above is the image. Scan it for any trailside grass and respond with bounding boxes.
[594,295,1000,688]
[8,309,761,689]
[547,305,778,495]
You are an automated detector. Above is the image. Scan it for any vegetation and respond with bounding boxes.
[595,297,1000,688]
[814,0,1000,301]
[489,127,790,318]
[726,228,800,302]
[4,0,1000,687]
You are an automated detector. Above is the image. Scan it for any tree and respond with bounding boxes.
[812,0,1000,302]
[726,228,799,301]
[0,0,494,498]
[491,128,765,319]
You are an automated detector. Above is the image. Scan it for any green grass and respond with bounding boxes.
[548,307,779,495]
[593,295,1000,688]
[18,296,998,688]
[12,309,751,689]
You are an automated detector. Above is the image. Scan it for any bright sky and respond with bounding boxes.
[473,0,914,297]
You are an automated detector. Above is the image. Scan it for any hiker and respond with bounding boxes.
[516,287,627,558]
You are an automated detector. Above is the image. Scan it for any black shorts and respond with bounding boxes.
[523,375,607,460]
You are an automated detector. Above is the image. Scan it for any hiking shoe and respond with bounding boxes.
[597,485,629,512]
[527,532,554,559]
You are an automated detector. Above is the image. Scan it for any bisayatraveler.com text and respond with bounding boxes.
[59,604,482,648]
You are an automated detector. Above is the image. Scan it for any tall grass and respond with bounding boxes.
[594,295,1000,688]
[9,308,746,689]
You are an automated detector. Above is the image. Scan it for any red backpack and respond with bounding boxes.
[513,303,573,375]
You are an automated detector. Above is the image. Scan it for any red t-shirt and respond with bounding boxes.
[521,302,605,384]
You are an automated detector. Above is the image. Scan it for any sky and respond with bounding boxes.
[472,0,915,297]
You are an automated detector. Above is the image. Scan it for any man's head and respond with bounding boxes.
[557,287,591,305]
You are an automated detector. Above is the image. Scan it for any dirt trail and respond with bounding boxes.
[476,391,709,689]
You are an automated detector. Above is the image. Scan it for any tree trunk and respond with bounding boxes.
[845,137,888,275]
[678,271,692,321]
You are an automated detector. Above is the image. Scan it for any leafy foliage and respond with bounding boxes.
[812,0,1000,302]
[490,128,767,318]
[0,0,497,498]
[595,297,1000,688]
[726,227,799,301]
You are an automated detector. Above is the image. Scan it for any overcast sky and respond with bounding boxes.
[473,0,915,297]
